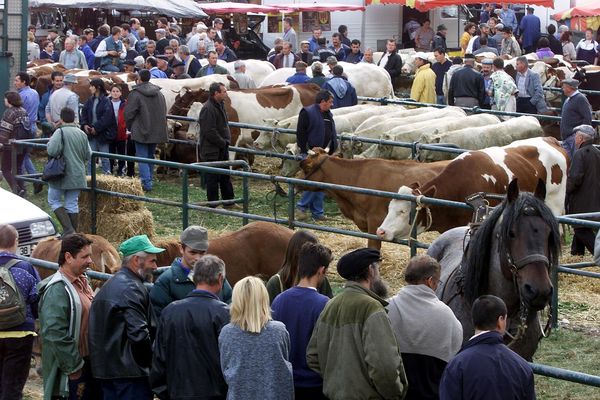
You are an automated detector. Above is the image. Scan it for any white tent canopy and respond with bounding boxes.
[29,0,208,18]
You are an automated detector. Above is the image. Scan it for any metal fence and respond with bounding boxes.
[13,107,600,389]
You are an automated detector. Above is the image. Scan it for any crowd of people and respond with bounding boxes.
[1,222,541,400]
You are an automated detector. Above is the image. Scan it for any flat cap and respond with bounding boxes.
[155,28,166,34]
[479,23,489,29]
[481,58,494,65]
[495,23,505,30]
[213,18,224,24]
[464,53,475,59]
[124,59,136,66]
[180,225,209,252]
[156,54,169,61]
[415,52,428,60]
[573,124,596,137]
[337,248,381,280]
[172,60,185,68]
[437,24,447,31]
[326,56,338,64]
[561,78,580,88]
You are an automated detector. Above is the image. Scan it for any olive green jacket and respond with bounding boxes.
[307,282,408,400]
[38,272,86,400]
[47,124,91,190]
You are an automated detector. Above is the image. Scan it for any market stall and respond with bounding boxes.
[552,2,600,31]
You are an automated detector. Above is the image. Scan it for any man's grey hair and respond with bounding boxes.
[312,61,323,73]
[364,47,374,54]
[234,60,245,71]
[122,251,148,266]
[274,37,283,45]
[146,40,156,46]
[193,255,226,286]
[169,39,179,47]
[575,124,597,141]
[516,56,528,66]
[179,45,190,55]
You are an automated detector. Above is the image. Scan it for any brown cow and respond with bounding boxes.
[377,137,569,241]
[298,149,451,249]
[31,234,121,287]
[154,221,294,285]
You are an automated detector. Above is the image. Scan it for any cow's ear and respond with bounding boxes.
[507,178,519,203]
[534,178,546,201]
[422,185,436,198]
[408,182,420,190]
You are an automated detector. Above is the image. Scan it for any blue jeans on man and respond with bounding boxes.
[297,191,325,219]
[100,377,153,400]
[88,137,111,175]
[437,95,446,105]
[134,142,157,191]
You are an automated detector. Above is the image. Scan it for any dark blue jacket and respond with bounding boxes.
[0,253,40,332]
[38,88,55,123]
[80,94,117,143]
[296,103,337,155]
[322,76,358,109]
[286,72,311,84]
[81,43,96,71]
[440,331,536,400]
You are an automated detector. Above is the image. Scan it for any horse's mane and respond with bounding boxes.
[462,192,561,305]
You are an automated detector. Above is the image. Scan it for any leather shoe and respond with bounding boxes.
[33,182,44,194]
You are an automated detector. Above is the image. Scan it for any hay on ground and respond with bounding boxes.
[79,208,155,244]
[79,176,144,214]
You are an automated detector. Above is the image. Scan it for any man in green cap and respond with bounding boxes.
[88,234,164,399]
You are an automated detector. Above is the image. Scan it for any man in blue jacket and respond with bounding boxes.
[286,61,311,84]
[440,295,536,400]
[296,90,338,221]
[322,65,357,108]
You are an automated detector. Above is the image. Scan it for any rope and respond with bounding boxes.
[408,195,433,242]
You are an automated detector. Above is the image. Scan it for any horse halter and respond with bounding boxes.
[302,153,329,181]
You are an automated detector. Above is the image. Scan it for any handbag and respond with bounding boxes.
[42,129,66,182]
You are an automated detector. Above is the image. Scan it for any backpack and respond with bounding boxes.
[0,259,26,329]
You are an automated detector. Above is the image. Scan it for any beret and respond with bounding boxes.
[337,248,381,279]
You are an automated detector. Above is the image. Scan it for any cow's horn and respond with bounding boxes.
[308,149,316,156]
[324,147,330,153]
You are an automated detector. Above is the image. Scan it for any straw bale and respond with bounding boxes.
[79,176,144,214]
[79,208,155,245]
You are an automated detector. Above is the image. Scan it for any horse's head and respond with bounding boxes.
[500,179,560,311]
[464,179,560,313]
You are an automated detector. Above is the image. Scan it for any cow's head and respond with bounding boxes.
[339,134,364,159]
[280,143,301,177]
[376,183,436,240]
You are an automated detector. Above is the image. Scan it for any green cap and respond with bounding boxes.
[119,235,165,257]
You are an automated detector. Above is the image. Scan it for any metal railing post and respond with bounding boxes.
[551,261,559,329]
[409,200,418,258]
[182,169,189,229]
[242,173,249,226]
[287,183,295,229]
[90,155,97,234]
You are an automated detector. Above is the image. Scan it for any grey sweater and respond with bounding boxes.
[219,320,293,400]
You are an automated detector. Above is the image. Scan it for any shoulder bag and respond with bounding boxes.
[42,128,67,182]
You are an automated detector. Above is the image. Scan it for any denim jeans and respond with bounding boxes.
[100,64,121,72]
[436,95,446,105]
[297,191,325,218]
[134,142,157,190]
[48,187,80,213]
[88,137,111,175]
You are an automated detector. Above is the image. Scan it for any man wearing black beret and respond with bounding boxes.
[307,248,408,400]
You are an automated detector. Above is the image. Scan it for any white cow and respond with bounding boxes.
[151,75,232,113]
[259,62,394,99]
[255,104,381,151]
[420,116,544,161]
[401,51,435,74]
[361,114,500,160]
[341,107,467,158]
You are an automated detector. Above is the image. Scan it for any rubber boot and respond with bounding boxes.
[68,213,79,233]
[54,207,74,236]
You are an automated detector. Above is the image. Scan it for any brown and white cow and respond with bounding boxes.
[376,137,569,241]
[154,221,294,285]
[297,149,451,249]
[181,83,321,148]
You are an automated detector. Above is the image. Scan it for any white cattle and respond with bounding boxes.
[259,62,394,98]
[151,75,231,113]
[255,104,381,151]
[361,114,500,160]
[401,51,435,74]
[420,116,544,161]
[341,107,467,158]
[222,59,275,87]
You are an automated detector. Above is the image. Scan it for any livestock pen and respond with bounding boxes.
[12,108,600,395]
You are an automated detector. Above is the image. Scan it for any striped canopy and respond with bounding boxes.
[552,2,600,21]
[367,0,554,12]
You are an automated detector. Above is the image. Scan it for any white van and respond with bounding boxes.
[0,187,57,256]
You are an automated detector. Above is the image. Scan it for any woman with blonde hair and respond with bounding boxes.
[219,277,293,400]
[460,22,477,56]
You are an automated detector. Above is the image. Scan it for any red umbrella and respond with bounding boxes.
[552,1,600,20]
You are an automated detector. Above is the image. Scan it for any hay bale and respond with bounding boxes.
[79,208,155,245]
[79,176,144,214]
